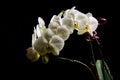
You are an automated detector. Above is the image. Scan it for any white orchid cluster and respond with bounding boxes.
[26,6,98,63]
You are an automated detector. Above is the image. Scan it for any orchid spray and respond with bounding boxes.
[26,6,113,80]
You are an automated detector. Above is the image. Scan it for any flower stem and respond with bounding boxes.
[89,39,98,80]
[95,39,113,80]
[90,40,96,64]
[95,39,104,59]
[58,57,96,80]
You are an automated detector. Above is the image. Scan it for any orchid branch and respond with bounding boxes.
[58,57,96,80]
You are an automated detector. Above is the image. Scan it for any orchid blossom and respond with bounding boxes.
[26,6,99,63]
[63,7,98,36]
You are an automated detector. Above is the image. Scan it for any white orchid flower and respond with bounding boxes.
[50,11,63,26]
[62,6,79,34]
[74,12,90,35]
[48,12,71,40]
[48,12,63,33]
[87,13,98,35]
[64,7,98,36]
[31,28,54,56]
[26,17,46,62]
[49,35,64,56]
[63,6,79,19]
[75,13,98,36]
[27,21,65,63]
[62,16,74,34]
[56,25,70,40]
[38,17,46,33]
[26,6,98,63]
[33,29,65,56]
[31,17,46,46]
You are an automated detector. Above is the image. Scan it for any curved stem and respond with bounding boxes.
[58,57,96,80]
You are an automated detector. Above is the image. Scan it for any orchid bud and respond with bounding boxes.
[26,47,40,62]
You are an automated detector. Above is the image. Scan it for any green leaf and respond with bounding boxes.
[103,60,113,80]
[96,60,104,80]
[96,60,113,80]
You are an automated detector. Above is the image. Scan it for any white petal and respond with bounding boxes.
[58,11,63,18]
[34,36,48,56]
[43,28,54,41]
[32,27,37,46]
[36,25,41,37]
[50,15,56,23]
[62,17,74,34]
[48,21,60,33]
[64,6,79,19]
[49,35,64,56]
[34,27,37,39]
[38,17,46,34]
[76,28,87,35]
[50,15,62,26]
[32,34,36,46]
[75,12,88,26]
[89,16,98,31]
[38,17,45,27]
[86,12,92,17]
[57,25,70,40]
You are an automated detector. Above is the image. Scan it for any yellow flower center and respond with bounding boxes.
[74,21,79,28]
[85,24,90,31]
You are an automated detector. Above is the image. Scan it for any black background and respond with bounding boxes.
[3,0,119,79]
